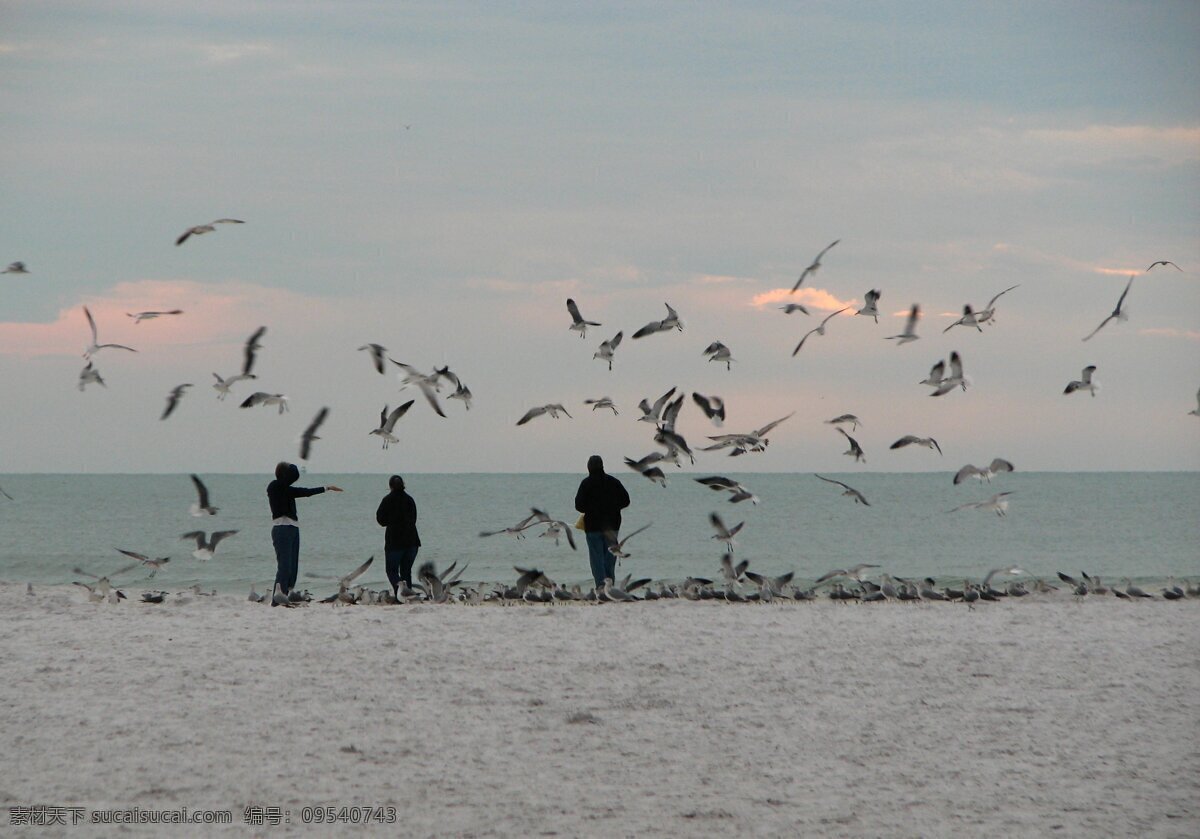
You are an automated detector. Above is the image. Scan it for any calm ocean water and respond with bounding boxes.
[1,472,1196,593]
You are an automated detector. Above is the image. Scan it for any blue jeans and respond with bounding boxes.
[586,531,616,589]
[385,546,419,593]
[272,525,300,593]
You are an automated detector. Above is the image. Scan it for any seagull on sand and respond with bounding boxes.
[632,303,683,338]
[3,261,29,274]
[127,309,183,324]
[948,491,1013,517]
[691,392,725,426]
[1082,275,1133,341]
[708,512,744,552]
[929,351,969,396]
[82,306,137,359]
[953,458,1014,485]
[516,403,572,425]
[1145,260,1181,272]
[369,401,414,449]
[189,474,219,516]
[73,564,136,602]
[890,435,943,456]
[321,555,376,604]
[584,397,619,415]
[814,474,870,506]
[115,549,170,577]
[1063,365,1099,397]
[791,239,840,292]
[358,343,388,374]
[240,392,290,413]
[792,307,850,355]
[815,563,879,584]
[825,414,861,432]
[836,426,866,463]
[160,384,192,420]
[566,298,601,338]
[175,218,244,246]
[702,341,735,370]
[78,361,105,391]
[299,407,329,460]
[181,530,238,560]
[885,303,921,345]
[856,289,882,323]
[593,331,623,370]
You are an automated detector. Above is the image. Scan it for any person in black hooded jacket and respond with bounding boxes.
[574,454,630,589]
[266,462,341,604]
[376,474,421,596]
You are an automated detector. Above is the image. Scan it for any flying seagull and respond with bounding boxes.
[891,435,942,456]
[885,303,920,345]
[836,426,866,463]
[593,331,623,371]
[2,261,29,274]
[708,512,744,552]
[389,359,448,418]
[929,351,968,397]
[779,302,810,315]
[358,343,388,374]
[516,403,572,425]
[180,530,239,560]
[815,563,879,583]
[1063,365,1099,397]
[189,474,218,516]
[240,392,290,413]
[175,218,244,246]
[637,387,677,424]
[584,397,619,415]
[78,361,105,391]
[1082,275,1133,342]
[299,407,330,460]
[1145,260,1181,272]
[212,371,256,401]
[82,306,137,359]
[792,307,850,355]
[953,458,1014,485]
[856,289,881,323]
[973,284,1020,326]
[369,401,414,449]
[702,341,735,371]
[566,298,601,338]
[632,302,683,339]
[624,454,668,487]
[242,326,267,376]
[127,309,183,324]
[942,304,984,334]
[791,239,839,293]
[825,414,861,432]
[115,549,170,577]
[814,474,870,505]
[948,491,1013,517]
[691,392,725,426]
[160,384,193,420]
[604,523,652,560]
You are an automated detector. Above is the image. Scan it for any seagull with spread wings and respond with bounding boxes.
[885,303,921,345]
[814,474,870,506]
[632,302,683,338]
[369,401,415,449]
[180,530,239,560]
[566,298,601,338]
[160,384,192,420]
[175,218,244,246]
[516,403,572,426]
[299,407,329,460]
[593,331,623,370]
[791,239,839,292]
[1063,365,1099,397]
[856,289,882,323]
[890,435,943,456]
[189,474,219,517]
[1082,276,1133,341]
[792,307,850,355]
[127,309,183,324]
[82,305,137,359]
[115,549,170,577]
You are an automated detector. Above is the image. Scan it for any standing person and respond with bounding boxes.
[376,474,421,597]
[267,462,342,605]
[574,454,630,589]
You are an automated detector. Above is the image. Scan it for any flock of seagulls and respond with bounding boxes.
[4,223,1195,603]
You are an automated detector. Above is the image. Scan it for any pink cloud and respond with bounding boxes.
[750,287,855,310]
[0,279,335,359]
[1138,327,1200,342]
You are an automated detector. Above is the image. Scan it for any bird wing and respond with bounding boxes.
[609,331,623,351]
[1080,365,1096,384]
[1081,314,1114,342]
[566,298,584,325]
[117,549,150,562]
[988,458,1014,474]
[890,436,916,449]
[986,284,1020,309]
[384,400,415,432]
[754,411,795,438]
[190,474,211,509]
[516,406,545,425]
[1113,275,1134,313]
[340,555,375,587]
[631,320,662,339]
[242,326,266,375]
[814,474,850,491]
[820,306,850,327]
[83,305,98,344]
[949,351,964,379]
[210,530,239,547]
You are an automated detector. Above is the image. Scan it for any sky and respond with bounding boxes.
[1,1,1198,473]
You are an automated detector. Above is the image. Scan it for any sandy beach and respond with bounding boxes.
[1,583,1197,837]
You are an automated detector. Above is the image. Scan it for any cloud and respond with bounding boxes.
[198,41,278,64]
[1023,124,1200,166]
[991,243,1148,277]
[750,287,855,310]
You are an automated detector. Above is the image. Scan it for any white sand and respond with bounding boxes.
[1,584,1197,837]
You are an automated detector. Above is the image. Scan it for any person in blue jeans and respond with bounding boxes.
[266,462,342,604]
[376,474,421,598]
[574,455,631,589]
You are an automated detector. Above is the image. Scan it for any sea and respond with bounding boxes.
[1,472,1196,594]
